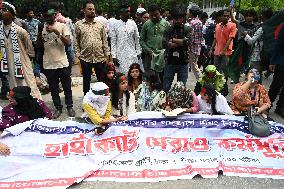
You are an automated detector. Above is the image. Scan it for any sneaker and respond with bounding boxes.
[52,109,62,119]
[67,108,76,117]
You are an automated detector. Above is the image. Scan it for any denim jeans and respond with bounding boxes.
[163,64,188,92]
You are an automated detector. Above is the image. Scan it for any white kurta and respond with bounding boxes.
[197,94,234,115]
[4,24,41,99]
[109,19,141,74]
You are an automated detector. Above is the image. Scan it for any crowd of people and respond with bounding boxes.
[0,0,284,155]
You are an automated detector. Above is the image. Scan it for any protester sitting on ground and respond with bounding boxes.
[197,83,233,115]
[194,65,228,96]
[110,73,136,117]
[0,86,52,130]
[128,63,143,103]
[165,82,199,113]
[231,68,271,117]
[82,82,127,135]
[137,69,166,111]
[102,63,116,88]
[0,142,10,156]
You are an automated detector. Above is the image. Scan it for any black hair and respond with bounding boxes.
[171,5,186,19]
[202,83,220,115]
[200,12,208,20]
[148,4,160,13]
[210,11,217,19]
[128,63,143,89]
[262,7,273,20]
[48,2,60,11]
[143,69,162,91]
[243,9,257,17]
[119,2,130,10]
[96,9,103,15]
[189,6,200,18]
[25,7,34,15]
[83,0,94,9]
[110,72,130,109]
[217,9,225,17]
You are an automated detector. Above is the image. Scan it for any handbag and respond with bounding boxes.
[247,106,271,137]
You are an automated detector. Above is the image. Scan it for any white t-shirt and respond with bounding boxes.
[197,94,234,115]
[42,22,70,69]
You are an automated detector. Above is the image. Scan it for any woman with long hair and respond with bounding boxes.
[102,63,116,88]
[0,86,52,130]
[111,72,136,117]
[137,70,166,111]
[197,83,233,115]
[128,63,143,108]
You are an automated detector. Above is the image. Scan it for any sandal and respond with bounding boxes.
[94,127,106,135]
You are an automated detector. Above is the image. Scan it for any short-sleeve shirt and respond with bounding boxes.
[214,21,237,56]
[42,22,70,69]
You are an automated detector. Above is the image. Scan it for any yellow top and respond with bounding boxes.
[82,100,112,125]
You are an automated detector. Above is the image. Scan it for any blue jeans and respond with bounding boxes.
[163,64,188,92]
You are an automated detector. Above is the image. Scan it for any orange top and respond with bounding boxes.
[214,22,237,56]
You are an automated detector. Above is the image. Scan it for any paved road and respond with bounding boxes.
[1,64,283,188]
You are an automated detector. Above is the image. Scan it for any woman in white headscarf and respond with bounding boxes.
[82,82,127,135]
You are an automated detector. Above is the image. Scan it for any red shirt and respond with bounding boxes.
[214,21,237,56]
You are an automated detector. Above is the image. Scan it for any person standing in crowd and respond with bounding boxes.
[269,22,284,118]
[230,8,257,41]
[110,72,136,117]
[136,7,147,33]
[162,6,191,92]
[109,3,141,74]
[197,83,233,115]
[242,8,274,79]
[74,0,110,95]
[0,2,41,99]
[187,5,203,80]
[51,2,75,71]
[24,7,41,53]
[40,7,75,118]
[24,7,41,76]
[209,9,237,74]
[95,9,109,34]
[0,86,52,130]
[140,4,169,80]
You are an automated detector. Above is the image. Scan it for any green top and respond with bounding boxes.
[140,19,169,54]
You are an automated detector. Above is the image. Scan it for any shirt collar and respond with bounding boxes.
[82,18,97,24]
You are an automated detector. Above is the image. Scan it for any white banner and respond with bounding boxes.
[1,113,284,188]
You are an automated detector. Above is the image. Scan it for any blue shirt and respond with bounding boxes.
[24,18,41,42]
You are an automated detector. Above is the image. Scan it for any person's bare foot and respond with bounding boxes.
[0,142,10,156]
